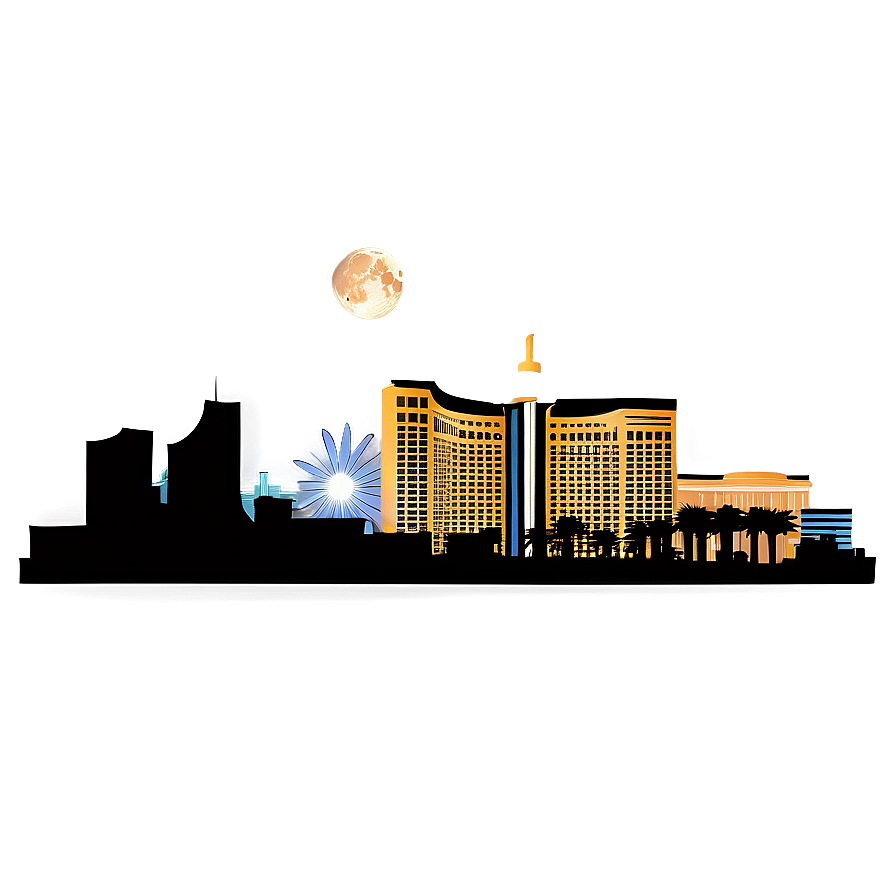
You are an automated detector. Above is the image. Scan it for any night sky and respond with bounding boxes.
[0,2,896,892]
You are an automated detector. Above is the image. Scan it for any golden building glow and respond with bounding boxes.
[383,341,680,556]
[546,403,678,541]
[676,471,812,561]
[381,382,506,554]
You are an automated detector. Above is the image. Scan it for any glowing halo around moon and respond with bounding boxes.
[332,247,403,320]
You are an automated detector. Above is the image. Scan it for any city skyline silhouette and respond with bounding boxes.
[20,384,876,586]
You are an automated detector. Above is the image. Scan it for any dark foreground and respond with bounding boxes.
[19,551,877,590]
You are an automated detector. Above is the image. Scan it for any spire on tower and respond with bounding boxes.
[518,334,541,373]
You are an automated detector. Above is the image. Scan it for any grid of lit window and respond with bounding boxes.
[548,422,621,532]
[395,395,430,535]
[394,394,504,553]
[624,429,674,522]
[547,413,677,539]
[432,415,503,552]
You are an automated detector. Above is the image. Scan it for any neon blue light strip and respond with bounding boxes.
[510,409,519,557]
[523,401,535,557]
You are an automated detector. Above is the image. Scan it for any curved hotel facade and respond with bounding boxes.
[381,358,678,554]
[381,381,506,555]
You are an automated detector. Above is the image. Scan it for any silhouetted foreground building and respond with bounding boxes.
[241,472,298,521]
[20,398,430,584]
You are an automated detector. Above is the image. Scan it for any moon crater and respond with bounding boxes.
[332,248,403,320]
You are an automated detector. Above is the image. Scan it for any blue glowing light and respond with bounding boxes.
[293,424,381,527]
[153,467,168,504]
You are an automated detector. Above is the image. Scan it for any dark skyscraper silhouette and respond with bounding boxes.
[86,427,156,526]
[166,399,249,529]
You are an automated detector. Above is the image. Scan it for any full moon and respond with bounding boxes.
[332,248,403,320]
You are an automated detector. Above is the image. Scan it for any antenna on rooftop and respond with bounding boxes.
[518,334,541,372]
[215,376,218,401]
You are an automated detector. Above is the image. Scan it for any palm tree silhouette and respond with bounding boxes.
[593,528,620,558]
[523,527,551,560]
[675,504,714,561]
[711,504,747,563]
[764,509,799,565]
[624,519,650,559]
[554,516,586,559]
[743,507,771,564]
[646,518,676,560]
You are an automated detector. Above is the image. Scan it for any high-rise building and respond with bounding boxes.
[381,339,678,554]
[546,399,678,537]
[381,381,506,555]
[167,398,251,530]
[87,427,157,526]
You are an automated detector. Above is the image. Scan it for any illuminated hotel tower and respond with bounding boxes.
[381,381,506,555]
[381,337,678,554]
[546,398,677,538]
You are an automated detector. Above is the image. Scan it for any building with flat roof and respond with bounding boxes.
[799,508,852,550]
[240,471,298,521]
[547,399,677,538]
[676,471,813,561]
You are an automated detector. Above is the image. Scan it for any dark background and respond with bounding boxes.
[3,1,892,892]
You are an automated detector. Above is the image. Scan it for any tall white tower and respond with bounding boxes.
[509,335,541,556]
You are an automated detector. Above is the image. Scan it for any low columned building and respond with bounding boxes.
[676,472,812,561]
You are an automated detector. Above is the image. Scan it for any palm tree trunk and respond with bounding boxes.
[683,531,693,562]
[697,534,708,563]
[766,531,777,565]
[749,531,760,563]
[719,530,733,562]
